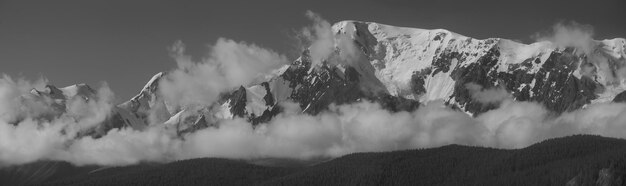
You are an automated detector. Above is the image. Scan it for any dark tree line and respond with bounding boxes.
[31,135,626,186]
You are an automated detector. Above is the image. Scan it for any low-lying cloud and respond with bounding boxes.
[0,76,117,166]
[3,76,626,167]
[465,83,511,104]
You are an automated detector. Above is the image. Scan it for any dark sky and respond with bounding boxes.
[1,0,624,102]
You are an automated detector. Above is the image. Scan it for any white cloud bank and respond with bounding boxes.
[3,82,626,167]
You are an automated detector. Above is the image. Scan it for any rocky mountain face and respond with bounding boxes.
[331,21,625,116]
[4,21,626,185]
[15,21,626,137]
[130,21,624,134]
[118,72,169,124]
[13,83,142,138]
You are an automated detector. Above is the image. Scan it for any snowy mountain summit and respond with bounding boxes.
[115,21,626,134]
[27,21,625,136]
[327,21,626,114]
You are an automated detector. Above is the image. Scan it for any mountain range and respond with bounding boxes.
[19,20,625,136]
[4,20,626,185]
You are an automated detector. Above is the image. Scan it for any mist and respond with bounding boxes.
[465,83,511,104]
[3,79,626,167]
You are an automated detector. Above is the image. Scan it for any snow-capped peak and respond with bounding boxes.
[59,83,96,99]
[118,72,171,127]
[113,20,626,134]
[328,20,626,106]
[141,72,166,93]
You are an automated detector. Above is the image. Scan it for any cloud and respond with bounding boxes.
[0,75,49,123]
[60,127,179,166]
[4,82,626,166]
[64,83,116,132]
[532,21,626,86]
[465,82,511,104]
[159,38,288,109]
[0,76,117,166]
[301,10,335,66]
[0,118,68,166]
[300,10,362,67]
[532,21,595,55]
[476,100,549,148]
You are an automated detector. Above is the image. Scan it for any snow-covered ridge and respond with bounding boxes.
[118,72,170,126]
[332,21,498,100]
[125,72,166,104]
[331,21,626,104]
[112,20,626,133]
[14,20,624,138]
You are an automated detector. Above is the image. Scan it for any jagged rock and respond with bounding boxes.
[120,21,626,133]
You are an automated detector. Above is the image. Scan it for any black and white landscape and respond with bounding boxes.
[1,0,626,185]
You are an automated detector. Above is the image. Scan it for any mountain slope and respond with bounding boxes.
[12,84,143,138]
[133,20,625,132]
[331,21,625,115]
[14,21,624,135]
[33,135,626,186]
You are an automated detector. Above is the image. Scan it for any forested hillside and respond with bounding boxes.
[19,135,625,186]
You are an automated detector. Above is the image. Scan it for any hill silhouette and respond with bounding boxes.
[3,135,625,186]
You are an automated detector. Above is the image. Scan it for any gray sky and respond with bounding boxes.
[1,0,624,102]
